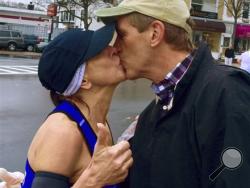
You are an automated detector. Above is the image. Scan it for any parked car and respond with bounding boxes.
[0,30,25,51]
[23,34,40,52]
[36,41,49,53]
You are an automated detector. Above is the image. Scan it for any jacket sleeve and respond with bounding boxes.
[195,71,250,188]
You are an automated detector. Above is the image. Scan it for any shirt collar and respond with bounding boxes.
[151,52,195,101]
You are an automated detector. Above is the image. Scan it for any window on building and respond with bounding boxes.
[69,10,75,21]
[61,11,68,22]
[0,31,11,37]
[60,10,75,22]
[192,0,217,13]
[223,37,230,47]
[192,0,203,11]
[243,2,250,19]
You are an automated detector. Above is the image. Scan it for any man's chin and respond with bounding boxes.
[125,73,138,80]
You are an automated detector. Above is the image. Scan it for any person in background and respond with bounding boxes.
[96,0,250,187]
[224,45,235,66]
[237,49,250,73]
[21,23,133,188]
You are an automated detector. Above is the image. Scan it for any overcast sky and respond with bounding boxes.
[8,0,32,4]
[7,0,52,5]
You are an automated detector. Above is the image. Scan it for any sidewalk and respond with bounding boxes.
[0,50,41,59]
[217,59,240,68]
[223,62,240,68]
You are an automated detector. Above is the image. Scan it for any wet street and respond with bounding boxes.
[0,56,154,172]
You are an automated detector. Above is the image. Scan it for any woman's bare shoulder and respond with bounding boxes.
[28,112,85,177]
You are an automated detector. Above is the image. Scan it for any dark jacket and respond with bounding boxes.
[122,43,250,188]
[225,48,235,58]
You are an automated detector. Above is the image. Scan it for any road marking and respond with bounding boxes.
[0,65,38,75]
[22,67,37,71]
[0,68,17,74]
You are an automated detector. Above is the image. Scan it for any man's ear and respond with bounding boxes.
[150,20,165,47]
[80,77,92,90]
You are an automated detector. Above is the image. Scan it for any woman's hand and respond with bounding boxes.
[72,123,133,188]
[0,168,24,188]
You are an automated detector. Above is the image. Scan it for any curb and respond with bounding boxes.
[0,50,41,59]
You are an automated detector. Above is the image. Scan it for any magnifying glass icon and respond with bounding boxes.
[209,147,243,181]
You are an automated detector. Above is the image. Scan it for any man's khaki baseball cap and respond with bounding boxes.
[96,0,191,34]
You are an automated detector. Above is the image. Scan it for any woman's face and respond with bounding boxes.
[85,46,126,86]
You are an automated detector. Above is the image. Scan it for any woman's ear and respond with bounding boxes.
[80,77,92,90]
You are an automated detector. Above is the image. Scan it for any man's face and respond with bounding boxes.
[115,16,150,80]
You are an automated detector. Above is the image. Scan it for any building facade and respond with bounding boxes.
[232,0,250,53]
[0,6,53,38]
[185,0,226,59]
[0,6,66,39]
[185,0,250,59]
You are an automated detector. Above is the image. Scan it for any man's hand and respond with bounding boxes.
[72,123,133,188]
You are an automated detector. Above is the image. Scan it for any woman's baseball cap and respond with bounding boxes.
[38,23,117,95]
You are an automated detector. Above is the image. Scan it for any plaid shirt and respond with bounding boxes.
[151,52,195,106]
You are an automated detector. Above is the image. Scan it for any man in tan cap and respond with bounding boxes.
[96,0,250,187]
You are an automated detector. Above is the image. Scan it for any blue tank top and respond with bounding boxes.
[21,100,118,188]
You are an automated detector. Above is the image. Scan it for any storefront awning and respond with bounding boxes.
[192,19,226,33]
[236,24,250,38]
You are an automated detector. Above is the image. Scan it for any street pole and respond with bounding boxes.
[47,3,57,42]
[48,16,54,42]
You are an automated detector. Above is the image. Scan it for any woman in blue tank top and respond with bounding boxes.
[21,23,133,188]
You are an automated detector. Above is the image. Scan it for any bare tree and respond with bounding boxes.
[56,0,114,30]
[32,0,53,11]
[223,0,245,47]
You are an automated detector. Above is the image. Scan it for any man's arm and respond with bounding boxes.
[197,72,250,188]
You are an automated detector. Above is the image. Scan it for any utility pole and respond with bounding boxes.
[47,3,57,41]
[48,17,54,41]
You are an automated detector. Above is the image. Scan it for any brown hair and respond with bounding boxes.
[127,12,194,52]
[50,91,66,106]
